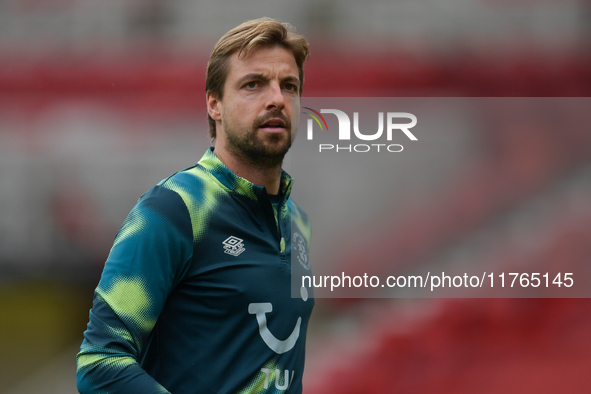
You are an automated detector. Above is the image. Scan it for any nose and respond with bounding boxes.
[265,81,285,110]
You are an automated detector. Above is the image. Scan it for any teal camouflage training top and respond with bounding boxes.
[77,148,314,394]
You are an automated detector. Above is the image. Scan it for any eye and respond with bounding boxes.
[284,83,298,93]
[244,81,259,89]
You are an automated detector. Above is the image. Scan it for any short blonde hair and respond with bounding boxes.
[206,17,310,140]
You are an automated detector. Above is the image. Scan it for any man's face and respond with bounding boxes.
[210,45,300,167]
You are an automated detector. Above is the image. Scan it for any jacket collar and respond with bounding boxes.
[197,147,293,202]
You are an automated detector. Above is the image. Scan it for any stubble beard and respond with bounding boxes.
[223,111,293,171]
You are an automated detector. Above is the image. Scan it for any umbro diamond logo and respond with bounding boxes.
[222,236,246,256]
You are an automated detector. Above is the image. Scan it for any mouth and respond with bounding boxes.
[259,118,287,134]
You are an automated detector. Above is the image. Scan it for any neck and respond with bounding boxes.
[213,145,283,195]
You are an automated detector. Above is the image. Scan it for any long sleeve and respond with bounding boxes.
[76,185,193,394]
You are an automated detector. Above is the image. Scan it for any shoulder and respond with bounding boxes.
[157,164,228,205]
[148,164,228,243]
[158,164,212,196]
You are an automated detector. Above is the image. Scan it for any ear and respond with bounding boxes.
[206,92,222,122]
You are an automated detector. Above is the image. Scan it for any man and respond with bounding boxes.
[77,18,314,394]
